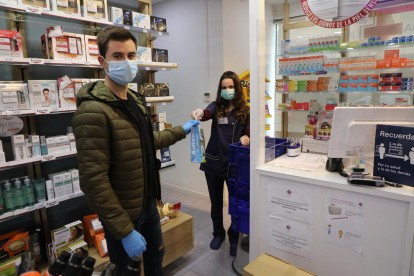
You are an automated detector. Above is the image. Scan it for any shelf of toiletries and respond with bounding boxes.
[280,35,414,56]
[0,151,77,171]
[0,1,169,36]
[278,67,414,76]
[276,91,414,94]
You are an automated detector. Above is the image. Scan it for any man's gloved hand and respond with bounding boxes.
[183,120,200,135]
[191,109,204,120]
[122,230,147,257]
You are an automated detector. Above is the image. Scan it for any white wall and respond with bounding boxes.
[223,0,250,72]
[153,0,223,198]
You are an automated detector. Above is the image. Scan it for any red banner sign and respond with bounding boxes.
[302,0,379,28]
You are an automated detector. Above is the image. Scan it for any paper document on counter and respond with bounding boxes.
[268,153,327,172]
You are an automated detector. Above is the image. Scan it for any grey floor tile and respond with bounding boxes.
[194,225,201,233]
[194,223,229,253]
[182,271,202,276]
[162,188,187,203]
[180,195,211,213]
[188,205,212,229]
[191,243,236,276]
[163,246,212,276]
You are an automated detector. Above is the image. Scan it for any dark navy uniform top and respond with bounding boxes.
[200,101,250,179]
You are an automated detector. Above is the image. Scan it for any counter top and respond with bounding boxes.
[256,164,414,202]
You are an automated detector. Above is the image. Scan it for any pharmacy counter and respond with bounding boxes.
[251,164,414,276]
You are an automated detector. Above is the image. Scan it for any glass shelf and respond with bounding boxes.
[278,67,414,76]
[275,109,310,112]
[276,91,414,94]
[278,43,414,57]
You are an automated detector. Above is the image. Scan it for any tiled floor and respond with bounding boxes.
[162,187,237,276]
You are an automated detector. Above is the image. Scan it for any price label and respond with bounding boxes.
[36,109,50,114]
[143,29,148,33]
[26,6,42,14]
[28,205,38,212]
[46,200,59,208]
[124,25,130,30]
[41,155,56,162]
[3,57,13,62]
[6,110,22,116]
[145,67,150,70]
[36,203,46,209]
[69,194,77,199]
[0,2,7,7]
[162,68,167,71]
[30,58,45,65]
[84,61,90,66]
[14,208,29,216]
[159,32,163,36]
[42,9,51,13]
[51,108,60,112]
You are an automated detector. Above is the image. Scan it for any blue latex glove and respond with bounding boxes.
[183,120,200,135]
[122,230,147,257]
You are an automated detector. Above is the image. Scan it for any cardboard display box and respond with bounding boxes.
[18,0,50,10]
[41,32,86,63]
[0,82,30,112]
[81,0,108,21]
[243,254,317,276]
[50,0,81,16]
[0,30,23,58]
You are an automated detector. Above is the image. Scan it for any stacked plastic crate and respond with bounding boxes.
[228,138,289,235]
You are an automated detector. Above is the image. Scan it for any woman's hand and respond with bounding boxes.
[191,109,204,120]
[240,135,250,146]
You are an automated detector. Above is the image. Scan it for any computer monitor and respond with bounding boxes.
[328,107,414,158]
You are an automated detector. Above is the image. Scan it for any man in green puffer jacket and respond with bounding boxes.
[72,27,199,276]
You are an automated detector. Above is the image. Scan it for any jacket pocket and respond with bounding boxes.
[205,153,221,170]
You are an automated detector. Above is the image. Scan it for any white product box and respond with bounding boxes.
[27,80,59,110]
[17,0,51,12]
[49,0,80,15]
[84,35,99,63]
[51,220,84,249]
[137,13,150,29]
[156,112,166,123]
[72,79,89,95]
[46,137,56,154]
[137,46,151,62]
[158,122,165,131]
[50,172,65,198]
[0,82,30,112]
[81,0,108,22]
[128,83,138,92]
[11,134,27,161]
[42,32,86,62]
[54,136,70,153]
[0,30,24,58]
[69,169,80,193]
[132,12,139,27]
[110,7,123,24]
[67,133,76,151]
[62,171,74,195]
[59,84,76,109]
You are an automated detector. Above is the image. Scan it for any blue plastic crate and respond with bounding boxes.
[227,178,250,202]
[229,142,250,182]
[265,138,289,163]
[229,197,250,235]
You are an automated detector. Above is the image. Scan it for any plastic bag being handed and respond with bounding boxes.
[190,125,206,163]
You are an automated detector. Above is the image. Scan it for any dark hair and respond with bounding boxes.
[216,71,249,124]
[97,26,137,58]
[43,88,49,93]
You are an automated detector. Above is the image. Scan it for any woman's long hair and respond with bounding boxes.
[216,71,249,124]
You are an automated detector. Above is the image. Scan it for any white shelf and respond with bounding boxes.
[161,160,175,168]
[276,91,414,94]
[0,192,84,223]
[0,151,77,171]
[146,96,174,106]
[279,67,414,76]
[1,107,77,117]
[278,43,414,57]
[0,3,167,36]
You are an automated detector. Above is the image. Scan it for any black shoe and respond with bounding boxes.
[210,237,225,250]
[230,242,238,257]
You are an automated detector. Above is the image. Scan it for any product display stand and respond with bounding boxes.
[249,2,414,276]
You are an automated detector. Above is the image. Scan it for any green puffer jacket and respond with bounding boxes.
[72,81,186,240]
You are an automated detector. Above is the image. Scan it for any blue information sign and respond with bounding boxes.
[374,125,414,186]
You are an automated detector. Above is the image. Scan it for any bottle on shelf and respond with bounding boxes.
[40,136,48,156]
[80,257,96,276]
[13,178,25,209]
[62,253,83,276]
[17,252,41,276]
[23,176,35,207]
[44,251,71,276]
[3,181,15,212]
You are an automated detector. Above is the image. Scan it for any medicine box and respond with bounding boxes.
[385,50,399,59]
[133,12,139,27]
[128,83,138,92]
[27,80,59,110]
[81,0,108,21]
[122,9,133,26]
[349,76,359,83]
[11,134,27,161]
[51,220,84,250]
[50,0,80,16]
[150,16,167,32]
[0,30,23,58]
[339,64,349,71]
[18,0,50,9]
[137,13,150,29]
[358,75,368,83]
[156,83,169,97]
[368,75,379,83]
[62,172,73,195]
[350,63,363,70]
[367,83,378,91]
[377,60,391,69]
[350,57,362,63]
[139,83,156,97]
[348,83,358,91]
[69,169,81,193]
[110,7,122,24]
[46,138,56,154]
[357,83,367,91]
[338,83,348,92]
[363,62,377,70]
[59,82,76,110]
[137,46,152,62]
[54,136,70,153]
[50,172,65,199]
[339,76,349,83]
[42,32,86,63]
[363,56,376,63]
[84,35,99,63]
[0,82,30,112]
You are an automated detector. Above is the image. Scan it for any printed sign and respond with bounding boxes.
[374,124,414,186]
[0,116,24,137]
[302,0,379,28]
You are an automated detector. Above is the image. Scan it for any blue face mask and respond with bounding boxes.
[103,57,138,85]
[221,89,235,100]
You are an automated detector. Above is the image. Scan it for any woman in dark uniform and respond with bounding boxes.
[191,71,250,257]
